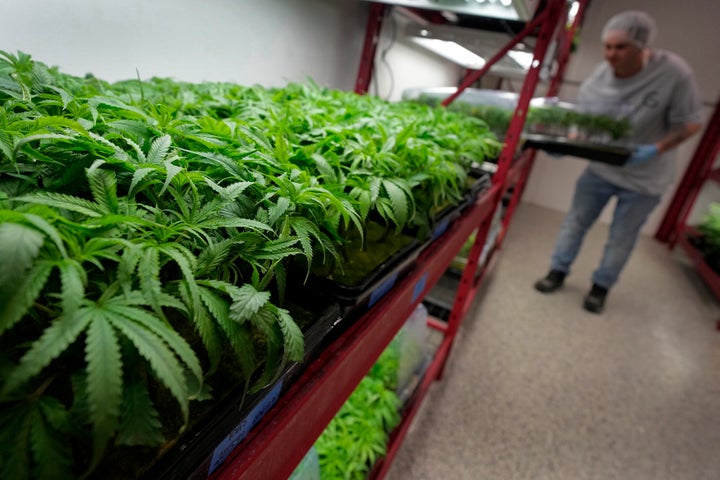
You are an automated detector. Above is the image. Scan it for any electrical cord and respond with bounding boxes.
[371,8,397,100]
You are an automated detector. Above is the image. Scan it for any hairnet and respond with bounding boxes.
[601,10,657,48]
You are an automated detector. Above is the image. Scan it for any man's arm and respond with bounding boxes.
[655,122,703,153]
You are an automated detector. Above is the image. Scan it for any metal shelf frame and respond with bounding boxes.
[209,1,589,478]
[655,99,720,329]
[656,99,720,247]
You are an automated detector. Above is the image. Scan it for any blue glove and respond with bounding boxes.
[626,144,659,166]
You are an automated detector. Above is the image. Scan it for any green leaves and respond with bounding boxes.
[0,396,74,480]
[0,222,44,290]
[0,262,53,336]
[85,312,123,470]
[276,307,304,362]
[1,51,502,478]
[698,203,720,251]
[315,375,401,479]
[116,382,164,447]
[229,283,304,363]
[2,307,92,397]
[229,284,271,323]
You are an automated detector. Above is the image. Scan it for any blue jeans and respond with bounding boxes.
[549,169,661,289]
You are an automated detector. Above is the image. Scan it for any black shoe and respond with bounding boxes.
[534,269,566,293]
[583,284,608,313]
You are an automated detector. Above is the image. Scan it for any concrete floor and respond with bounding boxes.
[385,202,720,480]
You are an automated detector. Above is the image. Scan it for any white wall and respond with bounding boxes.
[0,0,368,90]
[522,0,720,234]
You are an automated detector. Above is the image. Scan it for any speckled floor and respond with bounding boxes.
[385,202,720,480]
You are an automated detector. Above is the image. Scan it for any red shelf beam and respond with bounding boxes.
[355,3,388,94]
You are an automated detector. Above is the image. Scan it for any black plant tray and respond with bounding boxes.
[307,235,423,321]
[463,168,493,209]
[285,287,343,364]
[417,170,492,253]
[140,299,341,480]
[423,200,467,248]
[523,133,632,166]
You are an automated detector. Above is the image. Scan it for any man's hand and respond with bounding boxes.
[626,144,659,165]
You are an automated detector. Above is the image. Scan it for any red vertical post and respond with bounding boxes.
[355,2,387,94]
[492,0,565,187]
[441,0,567,351]
[500,0,590,241]
[547,0,590,97]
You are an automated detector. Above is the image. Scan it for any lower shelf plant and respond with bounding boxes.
[314,345,402,479]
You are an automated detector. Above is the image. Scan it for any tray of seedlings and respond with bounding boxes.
[523,133,633,165]
[522,99,634,166]
[0,51,503,480]
[304,220,423,322]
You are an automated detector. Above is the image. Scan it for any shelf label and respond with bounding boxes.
[431,218,451,240]
[208,380,283,476]
[412,272,429,303]
[368,272,399,308]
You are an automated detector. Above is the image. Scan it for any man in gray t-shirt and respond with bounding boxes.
[533,10,703,313]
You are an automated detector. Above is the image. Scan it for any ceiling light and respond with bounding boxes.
[568,1,580,22]
[507,50,534,69]
[364,0,526,21]
[409,38,487,69]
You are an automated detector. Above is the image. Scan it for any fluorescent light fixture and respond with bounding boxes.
[568,1,580,22]
[401,9,559,79]
[363,0,528,21]
[409,37,487,69]
[507,50,534,70]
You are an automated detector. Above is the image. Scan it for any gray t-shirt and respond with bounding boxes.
[577,49,703,195]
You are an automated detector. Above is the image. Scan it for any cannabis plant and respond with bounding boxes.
[315,350,401,479]
[1,50,503,478]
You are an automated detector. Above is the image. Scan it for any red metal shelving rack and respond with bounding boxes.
[208,1,587,478]
[655,98,720,329]
[656,98,720,247]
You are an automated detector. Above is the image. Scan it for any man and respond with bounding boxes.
[534,10,703,313]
